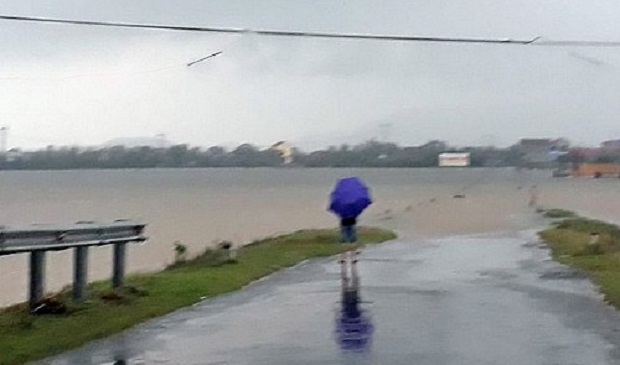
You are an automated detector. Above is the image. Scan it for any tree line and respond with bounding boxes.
[0,139,593,170]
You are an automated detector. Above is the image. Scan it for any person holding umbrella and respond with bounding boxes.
[329,177,372,243]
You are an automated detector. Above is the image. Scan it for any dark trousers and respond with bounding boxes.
[341,225,357,243]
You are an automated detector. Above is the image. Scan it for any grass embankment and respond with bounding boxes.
[0,227,396,365]
[539,210,620,308]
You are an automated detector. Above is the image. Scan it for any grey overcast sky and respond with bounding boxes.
[1,1,620,150]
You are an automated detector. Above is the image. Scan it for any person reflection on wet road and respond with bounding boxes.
[336,250,373,350]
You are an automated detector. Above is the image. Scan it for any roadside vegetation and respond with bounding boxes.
[539,211,620,308]
[0,227,396,365]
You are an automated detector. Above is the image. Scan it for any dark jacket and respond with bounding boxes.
[341,217,357,227]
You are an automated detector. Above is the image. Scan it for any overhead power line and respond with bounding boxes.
[0,14,529,44]
[534,40,620,47]
[0,14,532,45]
[1,15,620,47]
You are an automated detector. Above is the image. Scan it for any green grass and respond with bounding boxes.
[539,218,620,308]
[0,227,395,365]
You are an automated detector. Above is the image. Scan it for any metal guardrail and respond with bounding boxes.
[0,220,146,255]
[0,220,147,311]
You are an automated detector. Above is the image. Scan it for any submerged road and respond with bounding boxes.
[40,230,620,365]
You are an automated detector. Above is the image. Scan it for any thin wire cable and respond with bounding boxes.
[0,14,536,44]
[3,14,620,47]
[0,45,231,80]
[6,14,620,50]
[532,40,620,47]
[187,51,223,67]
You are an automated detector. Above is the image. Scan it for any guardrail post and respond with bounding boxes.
[112,242,127,289]
[29,250,46,311]
[73,246,89,302]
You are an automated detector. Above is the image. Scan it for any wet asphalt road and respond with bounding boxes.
[39,231,620,365]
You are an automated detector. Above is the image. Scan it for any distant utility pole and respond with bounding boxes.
[0,126,8,154]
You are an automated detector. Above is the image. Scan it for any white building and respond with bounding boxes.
[438,152,471,167]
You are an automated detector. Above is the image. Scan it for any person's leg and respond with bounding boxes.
[340,225,347,243]
[351,250,359,290]
[350,224,357,243]
[344,225,354,243]
[340,252,349,294]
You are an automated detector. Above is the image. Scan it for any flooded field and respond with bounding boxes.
[1,167,619,307]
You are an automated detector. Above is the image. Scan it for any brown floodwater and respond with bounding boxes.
[1,167,619,307]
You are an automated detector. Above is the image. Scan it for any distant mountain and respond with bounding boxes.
[103,137,170,148]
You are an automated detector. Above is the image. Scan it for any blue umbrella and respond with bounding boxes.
[329,177,372,219]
